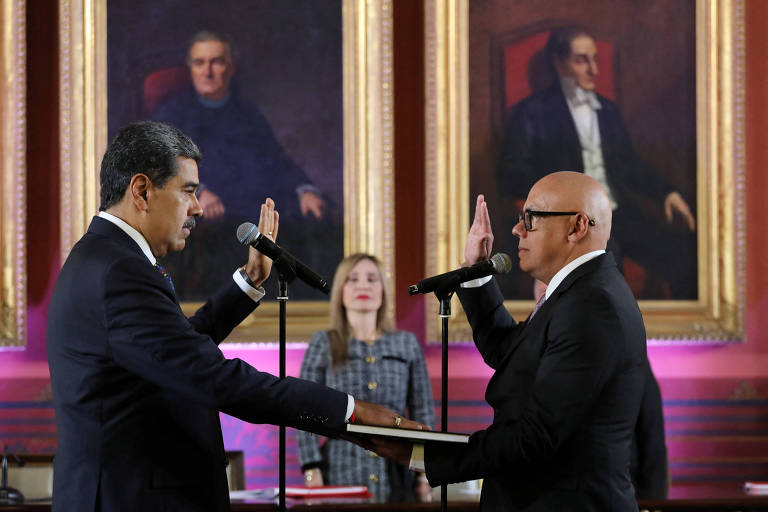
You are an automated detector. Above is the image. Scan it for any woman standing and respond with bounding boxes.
[297,254,435,502]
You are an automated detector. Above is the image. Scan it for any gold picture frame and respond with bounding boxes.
[59,0,395,342]
[0,0,27,347]
[424,0,745,343]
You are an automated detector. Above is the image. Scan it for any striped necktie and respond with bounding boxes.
[154,263,176,294]
[529,293,546,321]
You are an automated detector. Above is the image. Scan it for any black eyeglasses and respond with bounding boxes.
[518,209,596,231]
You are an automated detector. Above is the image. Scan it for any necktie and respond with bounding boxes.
[529,293,546,321]
[154,263,176,295]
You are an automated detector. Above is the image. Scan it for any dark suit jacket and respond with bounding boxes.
[425,253,647,511]
[497,83,674,212]
[46,216,348,512]
[630,364,669,500]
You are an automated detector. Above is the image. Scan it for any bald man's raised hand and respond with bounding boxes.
[464,195,494,266]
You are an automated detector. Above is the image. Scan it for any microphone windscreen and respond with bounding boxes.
[236,222,259,245]
[491,252,513,274]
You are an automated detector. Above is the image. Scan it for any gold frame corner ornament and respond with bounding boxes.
[1,0,27,347]
[424,0,745,343]
[59,0,395,342]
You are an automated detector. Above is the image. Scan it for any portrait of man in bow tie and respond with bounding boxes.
[493,24,698,300]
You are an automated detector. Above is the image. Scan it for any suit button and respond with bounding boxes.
[369,474,379,483]
[365,356,376,363]
[367,381,377,390]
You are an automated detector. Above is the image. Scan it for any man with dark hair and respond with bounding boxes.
[153,30,340,300]
[46,121,422,512]
[497,26,697,299]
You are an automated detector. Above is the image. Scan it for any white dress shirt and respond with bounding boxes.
[560,76,617,210]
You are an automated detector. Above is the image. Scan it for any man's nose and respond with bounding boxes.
[191,194,203,217]
[589,59,598,76]
[512,219,526,238]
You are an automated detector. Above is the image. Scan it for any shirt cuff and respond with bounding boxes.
[460,275,493,288]
[346,395,355,422]
[232,269,265,303]
[297,184,321,198]
[409,443,425,472]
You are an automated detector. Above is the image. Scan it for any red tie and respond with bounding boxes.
[529,293,546,321]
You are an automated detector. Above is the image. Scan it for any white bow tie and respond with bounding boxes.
[570,88,601,110]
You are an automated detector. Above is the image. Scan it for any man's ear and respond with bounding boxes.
[129,173,151,211]
[567,213,590,242]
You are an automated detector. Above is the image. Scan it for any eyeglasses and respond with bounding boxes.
[517,209,596,231]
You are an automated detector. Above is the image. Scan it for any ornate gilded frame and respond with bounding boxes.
[424,0,745,343]
[0,0,26,347]
[59,0,395,342]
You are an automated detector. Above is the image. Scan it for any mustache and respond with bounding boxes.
[183,218,196,230]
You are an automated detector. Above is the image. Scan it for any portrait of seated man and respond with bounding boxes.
[152,30,342,301]
[496,26,697,300]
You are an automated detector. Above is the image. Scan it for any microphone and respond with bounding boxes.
[408,253,513,295]
[236,222,330,294]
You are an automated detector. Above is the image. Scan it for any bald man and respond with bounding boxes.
[369,172,648,510]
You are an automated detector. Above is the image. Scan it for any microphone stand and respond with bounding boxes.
[0,445,24,505]
[434,283,458,512]
[273,261,297,512]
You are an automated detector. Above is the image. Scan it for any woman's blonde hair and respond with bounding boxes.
[327,253,394,367]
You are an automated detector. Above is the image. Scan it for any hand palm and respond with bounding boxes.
[464,195,494,265]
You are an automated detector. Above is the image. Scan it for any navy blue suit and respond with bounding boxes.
[46,216,348,511]
[425,254,647,511]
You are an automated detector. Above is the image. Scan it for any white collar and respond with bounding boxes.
[559,76,601,110]
[544,250,605,300]
[97,211,157,265]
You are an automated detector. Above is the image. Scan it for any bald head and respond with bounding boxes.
[513,171,612,283]
[533,171,612,248]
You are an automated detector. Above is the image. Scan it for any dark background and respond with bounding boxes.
[467,0,697,299]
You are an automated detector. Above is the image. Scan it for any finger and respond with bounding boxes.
[399,418,425,430]
[684,211,696,231]
[664,200,673,223]
[260,199,276,238]
[471,195,484,230]
[272,209,280,240]
[258,202,269,235]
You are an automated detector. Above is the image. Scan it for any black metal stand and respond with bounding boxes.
[275,265,296,512]
[436,288,455,512]
[0,445,24,505]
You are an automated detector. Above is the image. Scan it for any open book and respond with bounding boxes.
[346,423,470,444]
